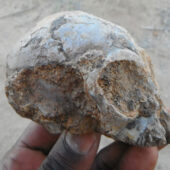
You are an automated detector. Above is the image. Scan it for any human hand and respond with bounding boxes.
[1,121,160,170]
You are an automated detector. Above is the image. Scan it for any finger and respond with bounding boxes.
[116,146,158,170]
[39,131,101,170]
[3,145,46,170]
[91,141,129,170]
[2,122,60,170]
[17,121,60,154]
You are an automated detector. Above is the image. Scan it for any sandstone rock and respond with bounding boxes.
[5,11,170,146]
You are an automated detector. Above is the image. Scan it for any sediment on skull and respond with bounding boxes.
[6,64,99,123]
[98,60,157,118]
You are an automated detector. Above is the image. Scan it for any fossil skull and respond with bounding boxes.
[5,11,170,146]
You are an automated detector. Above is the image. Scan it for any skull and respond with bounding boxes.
[5,11,170,146]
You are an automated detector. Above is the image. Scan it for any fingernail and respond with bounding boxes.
[65,132,97,155]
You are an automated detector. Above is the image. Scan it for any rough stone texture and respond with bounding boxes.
[5,11,170,146]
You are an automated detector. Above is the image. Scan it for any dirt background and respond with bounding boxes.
[0,0,170,169]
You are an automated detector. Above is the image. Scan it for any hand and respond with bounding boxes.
[1,122,160,170]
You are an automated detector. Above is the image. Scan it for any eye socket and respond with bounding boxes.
[98,60,157,118]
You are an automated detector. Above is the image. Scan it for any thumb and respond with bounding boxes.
[38,131,101,170]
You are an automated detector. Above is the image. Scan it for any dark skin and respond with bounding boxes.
[2,109,170,170]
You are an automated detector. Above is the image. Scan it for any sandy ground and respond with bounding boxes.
[0,0,170,169]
